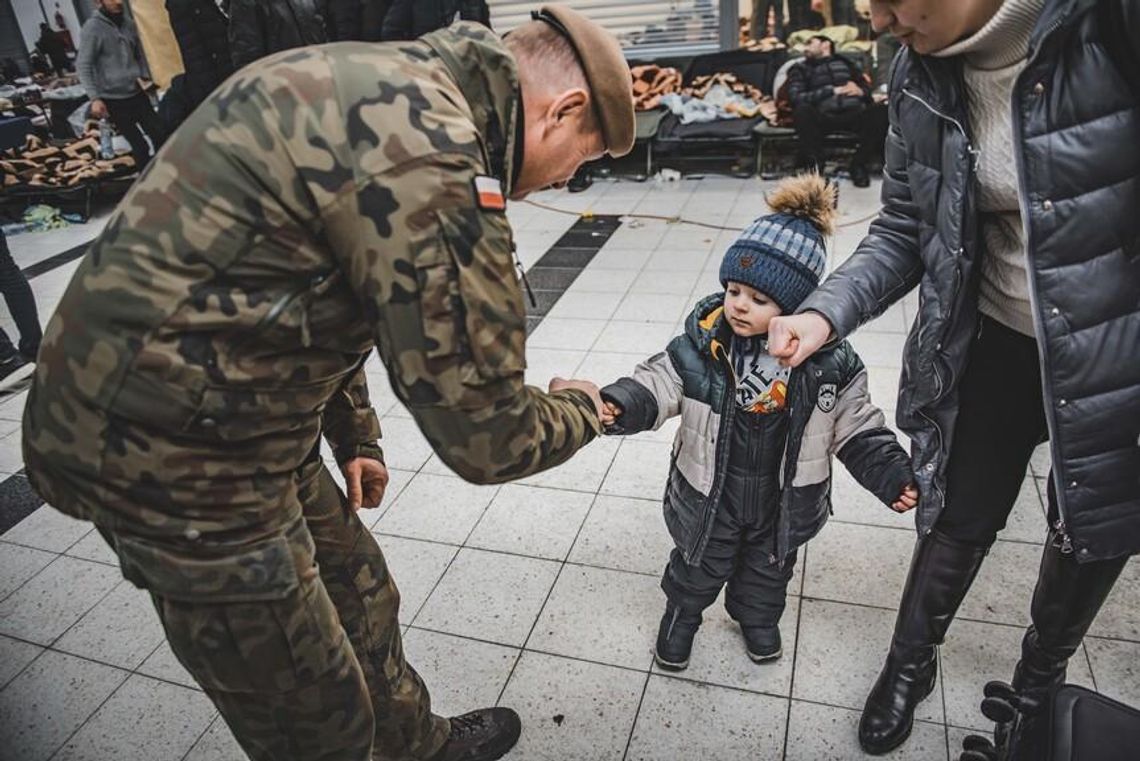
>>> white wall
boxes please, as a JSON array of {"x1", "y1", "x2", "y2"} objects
[{"x1": 11, "y1": 0, "x2": 86, "y2": 58}]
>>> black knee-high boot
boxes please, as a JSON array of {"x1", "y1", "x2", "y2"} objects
[{"x1": 859, "y1": 530, "x2": 990, "y2": 755}]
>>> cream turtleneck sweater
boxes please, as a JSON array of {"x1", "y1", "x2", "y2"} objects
[{"x1": 933, "y1": 0, "x2": 1045, "y2": 337}]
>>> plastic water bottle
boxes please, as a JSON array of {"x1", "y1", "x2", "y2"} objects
[{"x1": 98, "y1": 118, "x2": 113, "y2": 159}]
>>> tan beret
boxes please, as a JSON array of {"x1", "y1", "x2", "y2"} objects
[{"x1": 534, "y1": 4, "x2": 635, "y2": 157}]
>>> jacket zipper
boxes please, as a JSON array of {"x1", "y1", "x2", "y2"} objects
[
  {"x1": 1012, "y1": 13, "x2": 1073, "y2": 552},
  {"x1": 691, "y1": 344, "x2": 737, "y2": 562},
  {"x1": 899, "y1": 86, "x2": 980, "y2": 531}
]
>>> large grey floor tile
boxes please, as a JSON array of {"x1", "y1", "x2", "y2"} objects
[
  {"x1": 785, "y1": 701, "x2": 948, "y2": 761},
  {"x1": 372, "y1": 416, "x2": 436, "y2": 472},
  {"x1": 500, "y1": 651, "x2": 645, "y2": 761},
  {"x1": 626, "y1": 675, "x2": 787, "y2": 760},
  {"x1": 528, "y1": 318, "x2": 608, "y2": 351},
  {"x1": 403, "y1": 628, "x2": 518, "y2": 718},
  {"x1": 940, "y1": 618, "x2": 1093, "y2": 731},
  {"x1": 612, "y1": 292, "x2": 692, "y2": 324},
  {"x1": 568, "y1": 494, "x2": 673, "y2": 576},
  {"x1": 529, "y1": 565, "x2": 659, "y2": 671},
  {"x1": 591, "y1": 320, "x2": 678, "y2": 354},
  {"x1": 998, "y1": 479, "x2": 1048, "y2": 545},
  {"x1": 1089, "y1": 557, "x2": 1139, "y2": 641},
  {"x1": 848, "y1": 331, "x2": 906, "y2": 369},
  {"x1": 64, "y1": 529, "x2": 119, "y2": 566},
  {"x1": 55, "y1": 674, "x2": 216, "y2": 761},
  {"x1": 415, "y1": 548, "x2": 559, "y2": 647},
  {"x1": 653, "y1": 593, "x2": 800, "y2": 697},
  {"x1": 563, "y1": 268, "x2": 639, "y2": 294},
  {"x1": 137, "y1": 640, "x2": 199, "y2": 690},
  {"x1": 0, "y1": 541, "x2": 55, "y2": 600},
  {"x1": 55, "y1": 580, "x2": 166, "y2": 669},
  {"x1": 184, "y1": 717, "x2": 248, "y2": 761},
  {"x1": 629, "y1": 269, "x2": 701, "y2": 296},
  {"x1": 0, "y1": 650, "x2": 129, "y2": 761},
  {"x1": 599, "y1": 440, "x2": 672, "y2": 500},
  {"x1": 957, "y1": 540, "x2": 1040, "y2": 627},
  {"x1": 829, "y1": 464, "x2": 922, "y2": 531},
  {"x1": 375, "y1": 473, "x2": 498, "y2": 545},
  {"x1": 0, "y1": 633, "x2": 42, "y2": 689},
  {"x1": 803, "y1": 522, "x2": 915, "y2": 610},
  {"x1": 0, "y1": 555, "x2": 121, "y2": 645},
  {"x1": 371, "y1": 534, "x2": 458, "y2": 621},
  {"x1": 865, "y1": 365, "x2": 901, "y2": 411},
  {"x1": 356, "y1": 466, "x2": 417, "y2": 529},
  {"x1": 517, "y1": 437, "x2": 620, "y2": 493},
  {"x1": 524, "y1": 348, "x2": 588, "y2": 388},
  {"x1": 794, "y1": 599, "x2": 944, "y2": 722},
  {"x1": 1086, "y1": 636, "x2": 1140, "y2": 706},
  {"x1": 546, "y1": 291, "x2": 624, "y2": 322},
  {"x1": 467, "y1": 485, "x2": 594, "y2": 561},
  {"x1": 588, "y1": 247, "x2": 654, "y2": 270},
  {"x1": 2, "y1": 506, "x2": 91, "y2": 553},
  {"x1": 573, "y1": 352, "x2": 648, "y2": 388}
]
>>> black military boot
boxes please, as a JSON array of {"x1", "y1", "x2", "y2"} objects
[
  {"x1": 859, "y1": 531, "x2": 989, "y2": 755},
  {"x1": 428, "y1": 707, "x2": 521, "y2": 761},
  {"x1": 654, "y1": 603, "x2": 702, "y2": 671},
  {"x1": 741, "y1": 625, "x2": 782, "y2": 662},
  {"x1": 991, "y1": 529, "x2": 1129, "y2": 751}
]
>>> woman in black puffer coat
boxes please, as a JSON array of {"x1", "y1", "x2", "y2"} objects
[
  {"x1": 379, "y1": 0, "x2": 490, "y2": 42},
  {"x1": 770, "y1": 0, "x2": 1139, "y2": 756}
]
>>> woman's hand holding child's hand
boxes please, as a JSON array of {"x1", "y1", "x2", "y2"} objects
[
  {"x1": 891, "y1": 484, "x2": 919, "y2": 513},
  {"x1": 601, "y1": 401, "x2": 622, "y2": 427}
]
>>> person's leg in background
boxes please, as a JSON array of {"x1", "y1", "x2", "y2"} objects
[
  {"x1": 104, "y1": 94, "x2": 152, "y2": 169},
  {"x1": 751, "y1": 0, "x2": 783, "y2": 40},
  {"x1": 297, "y1": 460, "x2": 450, "y2": 761},
  {"x1": 850, "y1": 103, "x2": 889, "y2": 187},
  {"x1": 0, "y1": 229, "x2": 42, "y2": 379},
  {"x1": 132, "y1": 91, "x2": 169, "y2": 157},
  {"x1": 792, "y1": 102, "x2": 827, "y2": 173},
  {"x1": 859, "y1": 316, "x2": 1051, "y2": 754}
]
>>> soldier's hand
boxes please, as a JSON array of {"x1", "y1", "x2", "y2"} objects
[
  {"x1": 549, "y1": 377, "x2": 604, "y2": 419},
  {"x1": 768, "y1": 312, "x2": 833, "y2": 368},
  {"x1": 343, "y1": 457, "x2": 389, "y2": 510}
]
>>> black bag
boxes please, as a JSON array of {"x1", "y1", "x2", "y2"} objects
[{"x1": 1044, "y1": 684, "x2": 1140, "y2": 761}]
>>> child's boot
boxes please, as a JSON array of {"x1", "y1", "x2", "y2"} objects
[
  {"x1": 654, "y1": 603, "x2": 701, "y2": 671},
  {"x1": 741, "y1": 625, "x2": 782, "y2": 662}
]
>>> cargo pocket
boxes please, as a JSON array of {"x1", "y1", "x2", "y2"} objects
[{"x1": 122, "y1": 527, "x2": 353, "y2": 694}]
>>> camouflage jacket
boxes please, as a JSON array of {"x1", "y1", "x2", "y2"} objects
[{"x1": 23, "y1": 24, "x2": 601, "y2": 541}]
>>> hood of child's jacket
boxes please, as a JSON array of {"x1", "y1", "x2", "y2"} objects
[{"x1": 683, "y1": 292, "x2": 733, "y2": 356}]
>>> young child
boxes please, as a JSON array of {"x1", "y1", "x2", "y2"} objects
[{"x1": 600, "y1": 174, "x2": 917, "y2": 669}]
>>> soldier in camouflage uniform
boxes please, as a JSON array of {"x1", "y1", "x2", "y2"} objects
[{"x1": 21, "y1": 5, "x2": 635, "y2": 760}]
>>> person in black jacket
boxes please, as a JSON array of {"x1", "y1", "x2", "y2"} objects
[
  {"x1": 228, "y1": 0, "x2": 328, "y2": 69},
  {"x1": 166, "y1": 0, "x2": 233, "y2": 122},
  {"x1": 786, "y1": 35, "x2": 887, "y2": 186},
  {"x1": 36, "y1": 23, "x2": 70, "y2": 76},
  {"x1": 769, "y1": 0, "x2": 1139, "y2": 755},
  {"x1": 380, "y1": 0, "x2": 490, "y2": 42}
]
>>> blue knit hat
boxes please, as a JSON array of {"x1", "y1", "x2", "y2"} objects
[{"x1": 719, "y1": 174, "x2": 836, "y2": 313}]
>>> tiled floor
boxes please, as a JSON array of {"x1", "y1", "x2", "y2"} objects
[{"x1": 1, "y1": 176, "x2": 1136, "y2": 761}]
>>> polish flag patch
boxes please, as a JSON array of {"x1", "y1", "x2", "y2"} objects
[{"x1": 474, "y1": 176, "x2": 506, "y2": 211}]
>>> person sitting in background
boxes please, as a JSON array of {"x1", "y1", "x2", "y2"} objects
[
  {"x1": 786, "y1": 34, "x2": 886, "y2": 186},
  {"x1": 228, "y1": 0, "x2": 328, "y2": 69},
  {"x1": 77, "y1": 0, "x2": 167, "y2": 168}
]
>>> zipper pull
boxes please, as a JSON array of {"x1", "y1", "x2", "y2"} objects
[
  {"x1": 1052, "y1": 518, "x2": 1073, "y2": 555},
  {"x1": 968, "y1": 145, "x2": 981, "y2": 173},
  {"x1": 513, "y1": 244, "x2": 537, "y2": 309}
]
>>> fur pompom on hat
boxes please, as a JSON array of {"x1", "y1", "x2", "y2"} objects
[{"x1": 719, "y1": 173, "x2": 836, "y2": 313}]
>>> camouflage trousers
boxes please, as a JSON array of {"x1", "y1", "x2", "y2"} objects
[{"x1": 104, "y1": 460, "x2": 449, "y2": 761}]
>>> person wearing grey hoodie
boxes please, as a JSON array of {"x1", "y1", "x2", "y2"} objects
[{"x1": 76, "y1": 0, "x2": 166, "y2": 168}]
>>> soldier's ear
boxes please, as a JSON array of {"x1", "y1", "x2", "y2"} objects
[{"x1": 550, "y1": 88, "x2": 590, "y2": 129}]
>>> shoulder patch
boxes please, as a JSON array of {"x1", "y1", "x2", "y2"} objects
[
  {"x1": 817, "y1": 382, "x2": 838, "y2": 413},
  {"x1": 473, "y1": 176, "x2": 506, "y2": 211}
]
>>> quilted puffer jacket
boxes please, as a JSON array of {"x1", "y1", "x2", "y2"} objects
[
  {"x1": 602, "y1": 294, "x2": 913, "y2": 566},
  {"x1": 799, "y1": 0, "x2": 1140, "y2": 561}
]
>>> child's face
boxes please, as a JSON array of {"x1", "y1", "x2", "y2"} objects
[{"x1": 724, "y1": 281, "x2": 783, "y2": 337}]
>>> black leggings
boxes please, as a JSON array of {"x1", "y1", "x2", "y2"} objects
[
  {"x1": 937, "y1": 315, "x2": 1051, "y2": 546},
  {"x1": 0, "y1": 230, "x2": 41, "y2": 358}
]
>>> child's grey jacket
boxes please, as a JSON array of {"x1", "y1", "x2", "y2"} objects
[{"x1": 603, "y1": 294, "x2": 913, "y2": 567}]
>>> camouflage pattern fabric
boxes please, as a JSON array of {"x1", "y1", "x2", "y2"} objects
[
  {"x1": 22, "y1": 22, "x2": 601, "y2": 760},
  {"x1": 133, "y1": 460, "x2": 447, "y2": 760}
]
